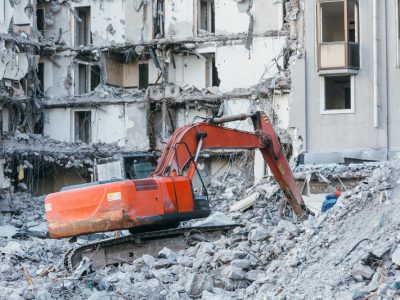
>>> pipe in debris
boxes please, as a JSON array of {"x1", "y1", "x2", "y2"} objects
[{"x1": 207, "y1": 113, "x2": 250, "y2": 125}]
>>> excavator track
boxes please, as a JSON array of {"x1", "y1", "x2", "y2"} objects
[{"x1": 64, "y1": 225, "x2": 240, "y2": 272}]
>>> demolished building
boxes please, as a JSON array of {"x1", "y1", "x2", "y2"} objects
[{"x1": 0, "y1": 0, "x2": 300, "y2": 198}]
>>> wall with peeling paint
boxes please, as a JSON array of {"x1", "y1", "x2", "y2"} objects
[
  {"x1": 272, "y1": 93, "x2": 290, "y2": 130},
  {"x1": 216, "y1": 36, "x2": 286, "y2": 91},
  {"x1": 165, "y1": 0, "x2": 194, "y2": 38},
  {"x1": 41, "y1": 2, "x2": 71, "y2": 45},
  {"x1": 0, "y1": 0, "x2": 15, "y2": 34},
  {"x1": 44, "y1": 102, "x2": 149, "y2": 150},
  {"x1": 42, "y1": 55, "x2": 73, "y2": 98},
  {"x1": 223, "y1": 98, "x2": 253, "y2": 132},
  {"x1": 253, "y1": 0, "x2": 284, "y2": 32},
  {"x1": 124, "y1": 102, "x2": 149, "y2": 150},
  {"x1": 125, "y1": 2, "x2": 153, "y2": 43},
  {"x1": 0, "y1": 0, "x2": 32, "y2": 34},
  {"x1": 169, "y1": 54, "x2": 207, "y2": 89},
  {"x1": 44, "y1": 108, "x2": 71, "y2": 142},
  {"x1": 175, "y1": 107, "x2": 209, "y2": 128},
  {"x1": 215, "y1": 0, "x2": 250, "y2": 34},
  {"x1": 215, "y1": 0, "x2": 284, "y2": 35},
  {"x1": 92, "y1": 105, "x2": 126, "y2": 145}
]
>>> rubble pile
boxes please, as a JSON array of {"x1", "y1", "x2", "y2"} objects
[
  {"x1": 1, "y1": 132, "x2": 125, "y2": 191},
  {"x1": 294, "y1": 162, "x2": 381, "y2": 181},
  {"x1": 0, "y1": 157, "x2": 400, "y2": 299}
]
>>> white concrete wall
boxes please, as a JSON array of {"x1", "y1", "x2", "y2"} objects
[
  {"x1": 216, "y1": 37, "x2": 287, "y2": 91},
  {"x1": 92, "y1": 105, "x2": 125, "y2": 145},
  {"x1": 44, "y1": 108, "x2": 71, "y2": 142},
  {"x1": 42, "y1": 55, "x2": 72, "y2": 98},
  {"x1": 0, "y1": 0, "x2": 15, "y2": 34},
  {"x1": 71, "y1": 0, "x2": 126, "y2": 46},
  {"x1": 125, "y1": 2, "x2": 153, "y2": 43},
  {"x1": 0, "y1": 0, "x2": 32, "y2": 34},
  {"x1": 148, "y1": 60, "x2": 161, "y2": 85},
  {"x1": 272, "y1": 93, "x2": 290, "y2": 130},
  {"x1": 45, "y1": 103, "x2": 150, "y2": 150},
  {"x1": 215, "y1": 0, "x2": 249, "y2": 34},
  {"x1": 165, "y1": 0, "x2": 194, "y2": 38},
  {"x1": 223, "y1": 98, "x2": 253, "y2": 132},
  {"x1": 169, "y1": 54, "x2": 207, "y2": 89},
  {"x1": 215, "y1": 0, "x2": 284, "y2": 35},
  {"x1": 254, "y1": 0, "x2": 284, "y2": 32},
  {"x1": 175, "y1": 107, "x2": 210, "y2": 128},
  {"x1": 124, "y1": 102, "x2": 150, "y2": 150}
]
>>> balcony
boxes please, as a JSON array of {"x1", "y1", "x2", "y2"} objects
[
  {"x1": 317, "y1": 0, "x2": 359, "y2": 72},
  {"x1": 318, "y1": 41, "x2": 359, "y2": 70}
]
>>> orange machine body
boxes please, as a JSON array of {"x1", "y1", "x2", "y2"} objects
[{"x1": 46, "y1": 177, "x2": 209, "y2": 238}]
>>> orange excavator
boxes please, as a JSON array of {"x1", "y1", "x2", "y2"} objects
[{"x1": 45, "y1": 111, "x2": 308, "y2": 239}]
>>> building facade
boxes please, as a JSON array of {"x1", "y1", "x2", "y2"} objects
[{"x1": 291, "y1": 0, "x2": 400, "y2": 163}]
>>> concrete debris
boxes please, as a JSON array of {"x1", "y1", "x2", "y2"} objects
[
  {"x1": 1, "y1": 154, "x2": 400, "y2": 299},
  {"x1": 27, "y1": 222, "x2": 48, "y2": 238},
  {"x1": 391, "y1": 246, "x2": 400, "y2": 266},
  {"x1": 192, "y1": 212, "x2": 235, "y2": 227},
  {"x1": 230, "y1": 192, "x2": 259, "y2": 212},
  {"x1": 0, "y1": 224, "x2": 18, "y2": 238}
]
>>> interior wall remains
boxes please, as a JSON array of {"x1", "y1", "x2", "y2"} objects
[{"x1": 216, "y1": 37, "x2": 287, "y2": 91}]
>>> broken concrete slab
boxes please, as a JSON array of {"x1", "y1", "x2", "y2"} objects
[
  {"x1": 192, "y1": 212, "x2": 235, "y2": 227},
  {"x1": 185, "y1": 273, "x2": 213, "y2": 298},
  {"x1": 351, "y1": 263, "x2": 375, "y2": 280},
  {"x1": 391, "y1": 245, "x2": 400, "y2": 266},
  {"x1": 0, "y1": 224, "x2": 18, "y2": 238},
  {"x1": 27, "y1": 222, "x2": 48, "y2": 238},
  {"x1": 229, "y1": 192, "x2": 259, "y2": 212}
]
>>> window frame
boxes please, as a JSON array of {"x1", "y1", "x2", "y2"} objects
[
  {"x1": 75, "y1": 6, "x2": 91, "y2": 47},
  {"x1": 72, "y1": 109, "x2": 92, "y2": 144},
  {"x1": 316, "y1": 0, "x2": 360, "y2": 71},
  {"x1": 320, "y1": 75, "x2": 355, "y2": 114},
  {"x1": 197, "y1": 0, "x2": 215, "y2": 35}
]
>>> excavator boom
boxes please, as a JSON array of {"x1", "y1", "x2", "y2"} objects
[{"x1": 45, "y1": 111, "x2": 306, "y2": 238}]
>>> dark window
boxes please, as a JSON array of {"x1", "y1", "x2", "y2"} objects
[
  {"x1": 124, "y1": 155, "x2": 157, "y2": 180},
  {"x1": 34, "y1": 112, "x2": 44, "y2": 134},
  {"x1": 154, "y1": 0, "x2": 165, "y2": 38},
  {"x1": 206, "y1": 54, "x2": 220, "y2": 87},
  {"x1": 74, "y1": 111, "x2": 91, "y2": 143},
  {"x1": 198, "y1": 0, "x2": 215, "y2": 33},
  {"x1": 90, "y1": 65, "x2": 100, "y2": 91},
  {"x1": 75, "y1": 7, "x2": 90, "y2": 46},
  {"x1": 37, "y1": 63, "x2": 44, "y2": 97},
  {"x1": 139, "y1": 64, "x2": 149, "y2": 89},
  {"x1": 78, "y1": 64, "x2": 88, "y2": 94},
  {"x1": 320, "y1": 1, "x2": 345, "y2": 42},
  {"x1": 211, "y1": 56, "x2": 220, "y2": 87},
  {"x1": 36, "y1": 8, "x2": 44, "y2": 33},
  {"x1": 324, "y1": 76, "x2": 352, "y2": 110}
]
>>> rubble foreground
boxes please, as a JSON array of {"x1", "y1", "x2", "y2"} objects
[{"x1": 1, "y1": 156, "x2": 400, "y2": 299}]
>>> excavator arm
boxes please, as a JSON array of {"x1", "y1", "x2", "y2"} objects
[{"x1": 151, "y1": 111, "x2": 306, "y2": 217}]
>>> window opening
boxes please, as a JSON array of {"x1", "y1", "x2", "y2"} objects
[{"x1": 74, "y1": 111, "x2": 91, "y2": 143}]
